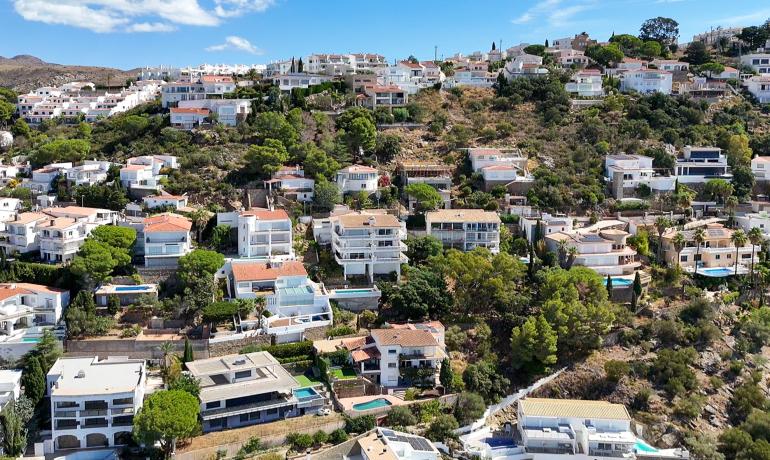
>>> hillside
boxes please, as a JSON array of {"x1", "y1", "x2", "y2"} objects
[{"x1": 0, "y1": 55, "x2": 137, "y2": 92}]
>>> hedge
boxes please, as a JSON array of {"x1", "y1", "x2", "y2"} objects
[
  {"x1": 5, "y1": 261, "x2": 73, "y2": 288},
  {"x1": 258, "y1": 340, "x2": 314, "y2": 359},
  {"x1": 201, "y1": 301, "x2": 240, "y2": 324}
]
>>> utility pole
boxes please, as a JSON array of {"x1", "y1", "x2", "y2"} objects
[{"x1": 434, "y1": 46, "x2": 438, "y2": 62}]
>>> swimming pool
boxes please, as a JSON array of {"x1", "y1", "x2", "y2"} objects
[
  {"x1": 699, "y1": 267, "x2": 735, "y2": 277},
  {"x1": 605, "y1": 277, "x2": 633, "y2": 287},
  {"x1": 22, "y1": 338, "x2": 40, "y2": 343},
  {"x1": 352, "y1": 398, "x2": 392, "y2": 411},
  {"x1": 293, "y1": 388, "x2": 318, "y2": 399},
  {"x1": 336, "y1": 289, "x2": 376, "y2": 294},
  {"x1": 115, "y1": 286, "x2": 152, "y2": 292},
  {"x1": 635, "y1": 439, "x2": 659, "y2": 453}
]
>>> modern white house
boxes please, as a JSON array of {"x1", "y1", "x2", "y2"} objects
[
  {"x1": 355, "y1": 428, "x2": 439, "y2": 460},
  {"x1": 426, "y1": 209, "x2": 501, "y2": 254},
  {"x1": 142, "y1": 194, "x2": 189, "y2": 210},
  {"x1": 357, "y1": 85, "x2": 408, "y2": 110},
  {"x1": 186, "y1": 351, "x2": 324, "y2": 432},
  {"x1": 675, "y1": 146, "x2": 731, "y2": 184},
  {"x1": 224, "y1": 259, "x2": 332, "y2": 343},
  {"x1": 65, "y1": 160, "x2": 112, "y2": 187},
  {"x1": 736, "y1": 211, "x2": 770, "y2": 238},
  {"x1": 336, "y1": 165, "x2": 379, "y2": 195},
  {"x1": 752, "y1": 156, "x2": 770, "y2": 181},
  {"x1": 741, "y1": 53, "x2": 770, "y2": 75},
  {"x1": 47, "y1": 356, "x2": 147, "y2": 450},
  {"x1": 744, "y1": 75, "x2": 770, "y2": 103},
  {"x1": 264, "y1": 166, "x2": 315, "y2": 202},
  {"x1": 620, "y1": 69, "x2": 673, "y2": 95},
  {"x1": 0, "y1": 370, "x2": 23, "y2": 410},
  {"x1": 322, "y1": 211, "x2": 408, "y2": 282},
  {"x1": 0, "y1": 198, "x2": 22, "y2": 232},
  {"x1": 520, "y1": 213, "x2": 575, "y2": 243},
  {"x1": 177, "y1": 99, "x2": 252, "y2": 127},
  {"x1": 565, "y1": 70, "x2": 604, "y2": 97},
  {"x1": 160, "y1": 75, "x2": 236, "y2": 108},
  {"x1": 170, "y1": 107, "x2": 210, "y2": 130},
  {"x1": 120, "y1": 155, "x2": 178, "y2": 196},
  {"x1": 217, "y1": 208, "x2": 294, "y2": 260},
  {"x1": 25, "y1": 162, "x2": 73, "y2": 194},
  {"x1": 503, "y1": 54, "x2": 549, "y2": 79},
  {"x1": 650, "y1": 59, "x2": 690, "y2": 72},
  {"x1": 468, "y1": 147, "x2": 532, "y2": 190},
  {"x1": 141, "y1": 213, "x2": 193, "y2": 267},
  {"x1": 0, "y1": 281, "x2": 69, "y2": 360},
  {"x1": 605, "y1": 154, "x2": 677, "y2": 199},
  {"x1": 544, "y1": 221, "x2": 641, "y2": 276},
  {"x1": 271, "y1": 73, "x2": 334, "y2": 92}
]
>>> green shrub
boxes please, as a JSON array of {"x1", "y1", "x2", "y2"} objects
[
  {"x1": 329, "y1": 429, "x2": 348, "y2": 444},
  {"x1": 327, "y1": 325, "x2": 355, "y2": 337},
  {"x1": 286, "y1": 433, "x2": 313, "y2": 451},
  {"x1": 312, "y1": 430, "x2": 329, "y2": 445},
  {"x1": 238, "y1": 437, "x2": 263, "y2": 455},
  {"x1": 345, "y1": 415, "x2": 375, "y2": 434},
  {"x1": 201, "y1": 301, "x2": 240, "y2": 324}
]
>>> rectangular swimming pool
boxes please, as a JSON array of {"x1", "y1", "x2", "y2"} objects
[
  {"x1": 352, "y1": 398, "x2": 392, "y2": 411},
  {"x1": 115, "y1": 286, "x2": 152, "y2": 292},
  {"x1": 293, "y1": 388, "x2": 318, "y2": 399}
]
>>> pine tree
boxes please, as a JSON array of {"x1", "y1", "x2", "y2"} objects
[{"x1": 21, "y1": 356, "x2": 45, "y2": 405}]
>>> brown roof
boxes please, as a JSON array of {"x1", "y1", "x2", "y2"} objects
[
  {"x1": 171, "y1": 107, "x2": 210, "y2": 115},
  {"x1": 427, "y1": 209, "x2": 501, "y2": 224},
  {"x1": 240, "y1": 208, "x2": 290, "y2": 220},
  {"x1": 9, "y1": 212, "x2": 48, "y2": 225},
  {"x1": 371, "y1": 328, "x2": 439, "y2": 347},
  {"x1": 351, "y1": 348, "x2": 380, "y2": 362},
  {"x1": 43, "y1": 206, "x2": 101, "y2": 217},
  {"x1": 520, "y1": 398, "x2": 631, "y2": 420},
  {"x1": 0, "y1": 283, "x2": 66, "y2": 301},
  {"x1": 201, "y1": 75, "x2": 234, "y2": 83},
  {"x1": 36, "y1": 217, "x2": 78, "y2": 230},
  {"x1": 143, "y1": 213, "x2": 192, "y2": 233},
  {"x1": 337, "y1": 213, "x2": 400, "y2": 228},
  {"x1": 231, "y1": 261, "x2": 307, "y2": 282}
]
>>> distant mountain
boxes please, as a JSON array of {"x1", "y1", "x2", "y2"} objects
[{"x1": 0, "y1": 55, "x2": 139, "y2": 93}]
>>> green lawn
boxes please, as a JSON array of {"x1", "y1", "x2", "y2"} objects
[
  {"x1": 331, "y1": 367, "x2": 357, "y2": 380},
  {"x1": 295, "y1": 373, "x2": 323, "y2": 387}
]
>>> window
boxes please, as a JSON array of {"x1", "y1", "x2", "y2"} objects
[
  {"x1": 680, "y1": 255, "x2": 688, "y2": 262},
  {"x1": 388, "y1": 349, "x2": 397, "y2": 354},
  {"x1": 715, "y1": 254, "x2": 720, "y2": 260},
  {"x1": 206, "y1": 401, "x2": 221, "y2": 409},
  {"x1": 598, "y1": 443, "x2": 612, "y2": 451},
  {"x1": 388, "y1": 363, "x2": 397, "y2": 368},
  {"x1": 234, "y1": 370, "x2": 251, "y2": 379},
  {"x1": 743, "y1": 254, "x2": 751, "y2": 259},
  {"x1": 112, "y1": 397, "x2": 133, "y2": 406},
  {"x1": 240, "y1": 414, "x2": 250, "y2": 423}
]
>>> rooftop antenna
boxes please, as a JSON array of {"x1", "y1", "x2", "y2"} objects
[{"x1": 434, "y1": 45, "x2": 438, "y2": 62}]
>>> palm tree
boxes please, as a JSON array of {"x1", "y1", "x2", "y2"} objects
[
  {"x1": 156, "y1": 341, "x2": 175, "y2": 368},
  {"x1": 693, "y1": 227, "x2": 706, "y2": 276},
  {"x1": 731, "y1": 229, "x2": 748, "y2": 276},
  {"x1": 655, "y1": 217, "x2": 672, "y2": 263},
  {"x1": 748, "y1": 227, "x2": 764, "y2": 285},
  {"x1": 188, "y1": 209, "x2": 209, "y2": 243},
  {"x1": 565, "y1": 246, "x2": 578, "y2": 269},
  {"x1": 725, "y1": 196, "x2": 739, "y2": 227},
  {"x1": 673, "y1": 232, "x2": 686, "y2": 270}
]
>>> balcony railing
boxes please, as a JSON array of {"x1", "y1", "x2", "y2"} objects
[
  {"x1": 82, "y1": 419, "x2": 108, "y2": 428},
  {"x1": 80, "y1": 409, "x2": 107, "y2": 417}
]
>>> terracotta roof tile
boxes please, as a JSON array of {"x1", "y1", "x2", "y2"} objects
[
  {"x1": 231, "y1": 261, "x2": 307, "y2": 282},
  {"x1": 143, "y1": 213, "x2": 192, "y2": 233},
  {"x1": 370, "y1": 328, "x2": 439, "y2": 347}
]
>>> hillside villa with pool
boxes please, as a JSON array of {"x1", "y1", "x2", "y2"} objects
[
  {"x1": 462, "y1": 397, "x2": 690, "y2": 460},
  {"x1": 661, "y1": 222, "x2": 758, "y2": 276},
  {"x1": 0, "y1": 282, "x2": 69, "y2": 360}
]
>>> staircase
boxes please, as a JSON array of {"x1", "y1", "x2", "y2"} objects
[{"x1": 391, "y1": 389, "x2": 407, "y2": 400}]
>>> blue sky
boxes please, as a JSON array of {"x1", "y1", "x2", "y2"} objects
[{"x1": 1, "y1": 0, "x2": 769, "y2": 70}]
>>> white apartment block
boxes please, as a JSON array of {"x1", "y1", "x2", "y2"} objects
[
  {"x1": 744, "y1": 75, "x2": 770, "y2": 103},
  {"x1": 160, "y1": 75, "x2": 236, "y2": 108},
  {"x1": 426, "y1": 209, "x2": 501, "y2": 254},
  {"x1": 544, "y1": 221, "x2": 641, "y2": 276},
  {"x1": 0, "y1": 198, "x2": 22, "y2": 232},
  {"x1": 443, "y1": 70, "x2": 498, "y2": 89},
  {"x1": 141, "y1": 213, "x2": 192, "y2": 267},
  {"x1": 336, "y1": 165, "x2": 379, "y2": 194},
  {"x1": 605, "y1": 154, "x2": 677, "y2": 199},
  {"x1": 224, "y1": 260, "x2": 332, "y2": 343},
  {"x1": 378, "y1": 61, "x2": 445, "y2": 94},
  {"x1": 264, "y1": 166, "x2": 315, "y2": 202},
  {"x1": 187, "y1": 351, "x2": 324, "y2": 432},
  {"x1": 120, "y1": 155, "x2": 178, "y2": 195},
  {"x1": 0, "y1": 212, "x2": 49, "y2": 256},
  {"x1": 620, "y1": 69, "x2": 673, "y2": 95},
  {"x1": 565, "y1": 70, "x2": 604, "y2": 97},
  {"x1": 752, "y1": 156, "x2": 770, "y2": 181},
  {"x1": 650, "y1": 59, "x2": 689, "y2": 72},
  {"x1": 357, "y1": 85, "x2": 408, "y2": 109},
  {"x1": 25, "y1": 162, "x2": 73, "y2": 194},
  {"x1": 305, "y1": 53, "x2": 387, "y2": 75},
  {"x1": 217, "y1": 208, "x2": 294, "y2": 259},
  {"x1": 322, "y1": 212, "x2": 408, "y2": 282},
  {"x1": 37, "y1": 206, "x2": 118, "y2": 263},
  {"x1": 553, "y1": 49, "x2": 592, "y2": 68},
  {"x1": 47, "y1": 357, "x2": 146, "y2": 450},
  {"x1": 741, "y1": 53, "x2": 770, "y2": 75}
]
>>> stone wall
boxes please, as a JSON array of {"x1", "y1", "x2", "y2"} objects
[
  {"x1": 303, "y1": 325, "x2": 330, "y2": 341},
  {"x1": 208, "y1": 334, "x2": 272, "y2": 357},
  {"x1": 64, "y1": 336, "x2": 209, "y2": 360}
]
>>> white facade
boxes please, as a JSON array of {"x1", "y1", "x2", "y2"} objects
[
  {"x1": 65, "y1": 160, "x2": 112, "y2": 187},
  {"x1": 620, "y1": 69, "x2": 673, "y2": 95},
  {"x1": 676, "y1": 146, "x2": 731, "y2": 184},
  {"x1": 142, "y1": 194, "x2": 189, "y2": 210},
  {"x1": 217, "y1": 209, "x2": 294, "y2": 259},
  {"x1": 545, "y1": 223, "x2": 641, "y2": 276},
  {"x1": 160, "y1": 75, "x2": 235, "y2": 108},
  {"x1": 325, "y1": 212, "x2": 407, "y2": 282},
  {"x1": 37, "y1": 206, "x2": 118, "y2": 263},
  {"x1": 565, "y1": 70, "x2": 604, "y2": 97},
  {"x1": 142, "y1": 213, "x2": 192, "y2": 267},
  {"x1": 744, "y1": 75, "x2": 770, "y2": 103},
  {"x1": 0, "y1": 282, "x2": 69, "y2": 328},
  {"x1": 170, "y1": 107, "x2": 209, "y2": 130},
  {"x1": 47, "y1": 357, "x2": 146, "y2": 450},
  {"x1": 359, "y1": 428, "x2": 439, "y2": 460},
  {"x1": 336, "y1": 165, "x2": 379, "y2": 194},
  {"x1": 605, "y1": 154, "x2": 677, "y2": 198},
  {"x1": 25, "y1": 162, "x2": 73, "y2": 194},
  {"x1": 271, "y1": 73, "x2": 334, "y2": 92},
  {"x1": 736, "y1": 211, "x2": 770, "y2": 238},
  {"x1": 741, "y1": 54, "x2": 770, "y2": 75},
  {"x1": 177, "y1": 99, "x2": 251, "y2": 126},
  {"x1": 0, "y1": 198, "x2": 22, "y2": 233},
  {"x1": 120, "y1": 155, "x2": 178, "y2": 194},
  {"x1": 0, "y1": 212, "x2": 48, "y2": 256},
  {"x1": 224, "y1": 260, "x2": 332, "y2": 343},
  {"x1": 264, "y1": 166, "x2": 315, "y2": 202},
  {"x1": 0, "y1": 370, "x2": 22, "y2": 410},
  {"x1": 426, "y1": 209, "x2": 501, "y2": 254},
  {"x1": 753, "y1": 156, "x2": 770, "y2": 181},
  {"x1": 650, "y1": 60, "x2": 690, "y2": 72}
]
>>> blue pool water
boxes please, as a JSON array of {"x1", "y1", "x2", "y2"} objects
[
  {"x1": 604, "y1": 278, "x2": 633, "y2": 287},
  {"x1": 485, "y1": 438, "x2": 517, "y2": 447},
  {"x1": 22, "y1": 338, "x2": 40, "y2": 343},
  {"x1": 336, "y1": 289, "x2": 375, "y2": 294},
  {"x1": 635, "y1": 440, "x2": 659, "y2": 453},
  {"x1": 700, "y1": 267, "x2": 735, "y2": 277},
  {"x1": 353, "y1": 398, "x2": 392, "y2": 411},
  {"x1": 115, "y1": 286, "x2": 152, "y2": 292},
  {"x1": 293, "y1": 388, "x2": 318, "y2": 399}
]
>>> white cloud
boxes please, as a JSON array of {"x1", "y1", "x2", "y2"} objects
[
  {"x1": 12, "y1": 0, "x2": 275, "y2": 32},
  {"x1": 205, "y1": 36, "x2": 263, "y2": 54},
  {"x1": 511, "y1": 0, "x2": 597, "y2": 28},
  {"x1": 710, "y1": 9, "x2": 770, "y2": 26}
]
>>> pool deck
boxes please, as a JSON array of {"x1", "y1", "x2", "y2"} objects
[{"x1": 338, "y1": 394, "x2": 406, "y2": 412}]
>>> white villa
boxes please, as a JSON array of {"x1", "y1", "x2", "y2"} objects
[
  {"x1": 120, "y1": 155, "x2": 178, "y2": 196},
  {"x1": 47, "y1": 356, "x2": 147, "y2": 450},
  {"x1": 177, "y1": 99, "x2": 252, "y2": 127},
  {"x1": 619, "y1": 69, "x2": 673, "y2": 95},
  {"x1": 740, "y1": 53, "x2": 770, "y2": 75},
  {"x1": 354, "y1": 428, "x2": 439, "y2": 460},
  {"x1": 468, "y1": 147, "x2": 532, "y2": 190},
  {"x1": 544, "y1": 221, "x2": 640, "y2": 277},
  {"x1": 426, "y1": 209, "x2": 501, "y2": 254},
  {"x1": 217, "y1": 208, "x2": 294, "y2": 260},
  {"x1": 141, "y1": 213, "x2": 193, "y2": 267},
  {"x1": 186, "y1": 351, "x2": 324, "y2": 432},
  {"x1": 37, "y1": 206, "x2": 118, "y2": 263},
  {"x1": 752, "y1": 156, "x2": 770, "y2": 181},
  {"x1": 565, "y1": 70, "x2": 604, "y2": 97},
  {"x1": 264, "y1": 166, "x2": 315, "y2": 202},
  {"x1": 224, "y1": 260, "x2": 332, "y2": 343},
  {"x1": 65, "y1": 160, "x2": 112, "y2": 187},
  {"x1": 336, "y1": 165, "x2": 379, "y2": 195},
  {"x1": 744, "y1": 75, "x2": 770, "y2": 104}
]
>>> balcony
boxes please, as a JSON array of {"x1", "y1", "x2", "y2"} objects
[
  {"x1": 81, "y1": 418, "x2": 108, "y2": 428},
  {"x1": 55, "y1": 410, "x2": 77, "y2": 418},
  {"x1": 80, "y1": 409, "x2": 108, "y2": 417},
  {"x1": 55, "y1": 420, "x2": 79, "y2": 430},
  {"x1": 525, "y1": 446, "x2": 575, "y2": 455}
]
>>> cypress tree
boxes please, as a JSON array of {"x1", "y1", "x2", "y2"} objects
[
  {"x1": 183, "y1": 338, "x2": 193, "y2": 364},
  {"x1": 1, "y1": 401, "x2": 27, "y2": 456},
  {"x1": 297, "y1": 57, "x2": 304, "y2": 73},
  {"x1": 21, "y1": 356, "x2": 45, "y2": 405},
  {"x1": 606, "y1": 275, "x2": 613, "y2": 293}
]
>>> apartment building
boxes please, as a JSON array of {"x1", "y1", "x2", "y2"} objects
[
  {"x1": 0, "y1": 198, "x2": 22, "y2": 231},
  {"x1": 325, "y1": 212, "x2": 408, "y2": 282},
  {"x1": 336, "y1": 165, "x2": 379, "y2": 195},
  {"x1": 186, "y1": 351, "x2": 324, "y2": 432},
  {"x1": 0, "y1": 282, "x2": 69, "y2": 327},
  {"x1": 305, "y1": 53, "x2": 387, "y2": 75},
  {"x1": 37, "y1": 206, "x2": 118, "y2": 263},
  {"x1": 25, "y1": 162, "x2": 73, "y2": 194},
  {"x1": 264, "y1": 166, "x2": 315, "y2": 202},
  {"x1": 0, "y1": 370, "x2": 22, "y2": 410},
  {"x1": 741, "y1": 53, "x2": 770, "y2": 74},
  {"x1": 744, "y1": 75, "x2": 770, "y2": 103},
  {"x1": 224, "y1": 260, "x2": 332, "y2": 343},
  {"x1": 552, "y1": 32, "x2": 597, "y2": 51},
  {"x1": 425, "y1": 209, "x2": 501, "y2": 254},
  {"x1": 177, "y1": 99, "x2": 252, "y2": 126},
  {"x1": 468, "y1": 147, "x2": 532, "y2": 190},
  {"x1": 397, "y1": 162, "x2": 452, "y2": 211},
  {"x1": 271, "y1": 73, "x2": 334, "y2": 92},
  {"x1": 544, "y1": 222, "x2": 640, "y2": 276},
  {"x1": 0, "y1": 212, "x2": 49, "y2": 256},
  {"x1": 160, "y1": 75, "x2": 235, "y2": 108},
  {"x1": 662, "y1": 222, "x2": 758, "y2": 275},
  {"x1": 503, "y1": 55, "x2": 549, "y2": 80},
  {"x1": 620, "y1": 69, "x2": 673, "y2": 95},
  {"x1": 141, "y1": 213, "x2": 192, "y2": 267},
  {"x1": 354, "y1": 428, "x2": 439, "y2": 460},
  {"x1": 357, "y1": 85, "x2": 408, "y2": 110},
  {"x1": 752, "y1": 156, "x2": 770, "y2": 181},
  {"x1": 217, "y1": 208, "x2": 294, "y2": 260},
  {"x1": 675, "y1": 146, "x2": 730, "y2": 184},
  {"x1": 565, "y1": 70, "x2": 604, "y2": 97},
  {"x1": 47, "y1": 356, "x2": 147, "y2": 450},
  {"x1": 65, "y1": 160, "x2": 112, "y2": 187}
]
